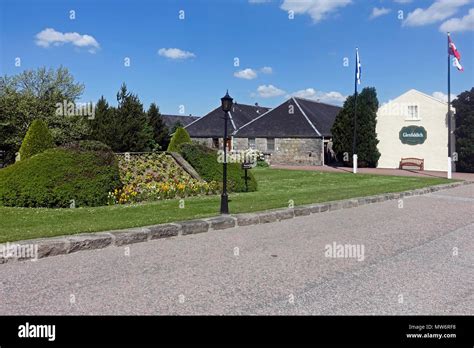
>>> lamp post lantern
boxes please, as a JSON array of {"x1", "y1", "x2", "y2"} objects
[{"x1": 220, "y1": 90, "x2": 233, "y2": 214}]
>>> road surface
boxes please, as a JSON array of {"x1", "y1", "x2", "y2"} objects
[{"x1": 1, "y1": 185, "x2": 473, "y2": 315}]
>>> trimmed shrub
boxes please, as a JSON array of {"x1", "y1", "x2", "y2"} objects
[
  {"x1": 167, "y1": 127, "x2": 191, "y2": 152},
  {"x1": 0, "y1": 148, "x2": 121, "y2": 208},
  {"x1": 62, "y1": 140, "x2": 112, "y2": 152},
  {"x1": 179, "y1": 143, "x2": 257, "y2": 192},
  {"x1": 18, "y1": 120, "x2": 54, "y2": 160}
]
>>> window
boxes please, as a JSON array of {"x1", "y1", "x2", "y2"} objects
[
  {"x1": 267, "y1": 138, "x2": 275, "y2": 151},
  {"x1": 249, "y1": 138, "x2": 256, "y2": 149},
  {"x1": 212, "y1": 138, "x2": 219, "y2": 148},
  {"x1": 407, "y1": 105, "x2": 420, "y2": 120}
]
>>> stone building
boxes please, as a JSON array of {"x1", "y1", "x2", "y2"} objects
[
  {"x1": 185, "y1": 97, "x2": 341, "y2": 166},
  {"x1": 376, "y1": 89, "x2": 454, "y2": 171},
  {"x1": 184, "y1": 102, "x2": 270, "y2": 150}
]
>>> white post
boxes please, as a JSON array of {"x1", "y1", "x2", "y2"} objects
[
  {"x1": 447, "y1": 157, "x2": 452, "y2": 179},
  {"x1": 353, "y1": 154, "x2": 358, "y2": 174}
]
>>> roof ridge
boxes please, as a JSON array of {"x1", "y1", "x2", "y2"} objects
[
  {"x1": 292, "y1": 97, "x2": 322, "y2": 136},
  {"x1": 234, "y1": 104, "x2": 275, "y2": 135},
  {"x1": 184, "y1": 106, "x2": 220, "y2": 129}
]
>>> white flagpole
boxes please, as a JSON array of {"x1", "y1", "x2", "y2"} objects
[
  {"x1": 447, "y1": 33, "x2": 452, "y2": 179},
  {"x1": 352, "y1": 48, "x2": 359, "y2": 174}
]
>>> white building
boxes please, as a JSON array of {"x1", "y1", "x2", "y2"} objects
[{"x1": 376, "y1": 89, "x2": 455, "y2": 172}]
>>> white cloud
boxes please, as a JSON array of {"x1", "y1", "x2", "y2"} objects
[
  {"x1": 440, "y1": 8, "x2": 474, "y2": 32},
  {"x1": 261, "y1": 66, "x2": 273, "y2": 74},
  {"x1": 234, "y1": 68, "x2": 258, "y2": 80},
  {"x1": 289, "y1": 88, "x2": 347, "y2": 105},
  {"x1": 158, "y1": 48, "x2": 195, "y2": 59},
  {"x1": 370, "y1": 7, "x2": 392, "y2": 19},
  {"x1": 280, "y1": 0, "x2": 352, "y2": 23},
  {"x1": 257, "y1": 85, "x2": 286, "y2": 98},
  {"x1": 394, "y1": 0, "x2": 412, "y2": 4},
  {"x1": 403, "y1": 0, "x2": 470, "y2": 27},
  {"x1": 432, "y1": 91, "x2": 456, "y2": 102},
  {"x1": 35, "y1": 28, "x2": 100, "y2": 53},
  {"x1": 249, "y1": 0, "x2": 271, "y2": 3}
]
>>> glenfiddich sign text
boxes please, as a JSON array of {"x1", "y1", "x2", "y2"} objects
[{"x1": 399, "y1": 125, "x2": 427, "y2": 145}]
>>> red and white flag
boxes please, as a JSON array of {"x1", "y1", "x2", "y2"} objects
[{"x1": 448, "y1": 34, "x2": 463, "y2": 71}]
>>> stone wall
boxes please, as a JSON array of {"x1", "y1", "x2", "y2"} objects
[
  {"x1": 192, "y1": 137, "x2": 323, "y2": 165},
  {"x1": 191, "y1": 138, "x2": 215, "y2": 148},
  {"x1": 233, "y1": 138, "x2": 248, "y2": 151},
  {"x1": 271, "y1": 138, "x2": 323, "y2": 165}
]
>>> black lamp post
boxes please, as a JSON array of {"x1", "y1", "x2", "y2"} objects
[{"x1": 220, "y1": 90, "x2": 233, "y2": 214}]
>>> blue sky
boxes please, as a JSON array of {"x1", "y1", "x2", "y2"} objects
[{"x1": 1, "y1": 0, "x2": 473, "y2": 116}]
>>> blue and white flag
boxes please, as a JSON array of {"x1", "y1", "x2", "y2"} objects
[{"x1": 355, "y1": 48, "x2": 361, "y2": 85}]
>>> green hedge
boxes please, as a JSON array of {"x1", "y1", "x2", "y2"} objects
[
  {"x1": 62, "y1": 140, "x2": 113, "y2": 152},
  {"x1": 179, "y1": 142, "x2": 257, "y2": 192},
  {"x1": 0, "y1": 148, "x2": 121, "y2": 208}
]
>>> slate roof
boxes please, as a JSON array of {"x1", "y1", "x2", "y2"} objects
[
  {"x1": 161, "y1": 114, "x2": 200, "y2": 131},
  {"x1": 185, "y1": 103, "x2": 270, "y2": 138},
  {"x1": 235, "y1": 97, "x2": 341, "y2": 138}
]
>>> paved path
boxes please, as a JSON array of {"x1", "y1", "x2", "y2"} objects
[
  {"x1": 272, "y1": 164, "x2": 474, "y2": 181},
  {"x1": 0, "y1": 186, "x2": 473, "y2": 315}
]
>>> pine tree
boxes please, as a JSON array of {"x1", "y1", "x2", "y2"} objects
[
  {"x1": 89, "y1": 84, "x2": 154, "y2": 152},
  {"x1": 331, "y1": 87, "x2": 381, "y2": 167},
  {"x1": 167, "y1": 127, "x2": 191, "y2": 152},
  {"x1": 147, "y1": 103, "x2": 169, "y2": 150},
  {"x1": 331, "y1": 95, "x2": 355, "y2": 163},
  {"x1": 115, "y1": 83, "x2": 152, "y2": 152},
  {"x1": 89, "y1": 96, "x2": 115, "y2": 147},
  {"x1": 453, "y1": 88, "x2": 474, "y2": 173}
]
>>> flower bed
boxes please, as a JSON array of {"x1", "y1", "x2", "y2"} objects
[{"x1": 109, "y1": 153, "x2": 219, "y2": 204}]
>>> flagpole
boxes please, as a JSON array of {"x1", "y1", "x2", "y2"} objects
[
  {"x1": 447, "y1": 32, "x2": 452, "y2": 179},
  {"x1": 352, "y1": 47, "x2": 358, "y2": 174}
]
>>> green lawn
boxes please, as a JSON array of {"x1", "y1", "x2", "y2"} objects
[{"x1": 0, "y1": 168, "x2": 451, "y2": 243}]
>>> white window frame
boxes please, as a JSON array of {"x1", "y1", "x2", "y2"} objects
[
  {"x1": 248, "y1": 138, "x2": 256, "y2": 150},
  {"x1": 406, "y1": 104, "x2": 421, "y2": 121},
  {"x1": 266, "y1": 138, "x2": 275, "y2": 151}
]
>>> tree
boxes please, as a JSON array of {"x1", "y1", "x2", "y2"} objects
[
  {"x1": 0, "y1": 67, "x2": 89, "y2": 165},
  {"x1": 167, "y1": 127, "x2": 191, "y2": 152},
  {"x1": 147, "y1": 103, "x2": 169, "y2": 150},
  {"x1": 114, "y1": 83, "x2": 154, "y2": 152},
  {"x1": 19, "y1": 119, "x2": 54, "y2": 160},
  {"x1": 89, "y1": 84, "x2": 154, "y2": 152},
  {"x1": 453, "y1": 88, "x2": 474, "y2": 173},
  {"x1": 89, "y1": 97, "x2": 116, "y2": 147},
  {"x1": 331, "y1": 87, "x2": 381, "y2": 167}
]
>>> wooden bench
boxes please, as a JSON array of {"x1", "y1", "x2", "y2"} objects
[{"x1": 399, "y1": 157, "x2": 424, "y2": 171}]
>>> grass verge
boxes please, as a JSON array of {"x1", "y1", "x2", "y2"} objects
[{"x1": 0, "y1": 168, "x2": 452, "y2": 243}]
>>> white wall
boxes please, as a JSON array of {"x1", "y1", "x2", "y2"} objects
[{"x1": 376, "y1": 89, "x2": 452, "y2": 171}]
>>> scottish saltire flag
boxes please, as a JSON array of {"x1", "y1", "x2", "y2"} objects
[
  {"x1": 448, "y1": 34, "x2": 463, "y2": 72},
  {"x1": 356, "y1": 48, "x2": 361, "y2": 84}
]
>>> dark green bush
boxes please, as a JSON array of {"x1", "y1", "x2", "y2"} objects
[
  {"x1": 179, "y1": 142, "x2": 257, "y2": 192},
  {"x1": 18, "y1": 119, "x2": 54, "y2": 160},
  {"x1": 62, "y1": 140, "x2": 112, "y2": 152},
  {"x1": 0, "y1": 148, "x2": 121, "y2": 208},
  {"x1": 167, "y1": 127, "x2": 191, "y2": 152}
]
